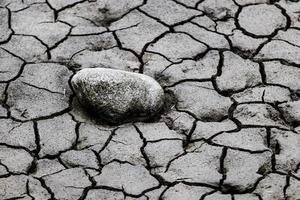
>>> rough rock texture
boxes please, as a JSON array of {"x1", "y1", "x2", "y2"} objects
[
  {"x1": 1, "y1": 0, "x2": 300, "y2": 199},
  {"x1": 71, "y1": 68, "x2": 164, "y2": 124}
]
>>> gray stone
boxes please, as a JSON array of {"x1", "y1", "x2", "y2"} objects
[
  {"x1": 0, "y1": 119, "x2": 36, "y2": 151},
  {"x1": 0, "y1": 145, "x2": 34, "y2": 173},
  {"x1": 147, "y1": 33, "x2": 207, "y2": 62},
  {"x1": 223, "y1": 150, "x2": 272, "y2": 192},
  {"x1": 7, "y1": 63, "x2": 72, "y2": 121},
  {"x1": 94, "y1": 162, "x2": 159, "y2": 196},
  {"x1": 38, "y1": 114, "x2": 77, "y2": 157},
  {"x1": 215, "y1": 51, "x2": 261, "y2": 93},
  {"x1": 43, "y1": 168, "x2": 92, "y2": 200},
  {"x1": 71, "y1": 68, "x2": 164, "y2": 124},
  {"x1": 233, "y1": 104, "x2": 288, "y2": 128},
  {"x1": 237, "y1": 4, "x2": 287, "y2": 36},
  {"x1": 0, "y1": 49, "x2": 24, "y2": 82},
  {"x1": 169, "y1": 82, "x2": 232, "y2": 121},
  {"x1": 162, "y1": 183, "x2": 213, "y2": 200},
  {"x1": 0, "y1": 7, "x2": 12, "y2": 43},
  {"x1": 279, "y1": 100, "x2": 300, "y2": 125}
]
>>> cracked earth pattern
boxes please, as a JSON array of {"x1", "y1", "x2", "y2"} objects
[{"x1": 0, "y1": 0, "x2": 300, "y2": 199}]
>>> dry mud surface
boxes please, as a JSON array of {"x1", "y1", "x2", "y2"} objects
[{"x1": 0, "y1": 0, "x2": 300, "y2": 199}]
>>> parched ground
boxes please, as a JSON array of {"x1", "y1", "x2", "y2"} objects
[{"x1": 0, "y1": 0, "x2": 300, "y2": 199}]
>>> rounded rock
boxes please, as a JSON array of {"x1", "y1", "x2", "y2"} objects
[{"x1": 71, "y1": 68, "x2": 164, "y2": 124}]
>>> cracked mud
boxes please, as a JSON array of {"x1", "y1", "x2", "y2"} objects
[{"x1": 0, "y1": 0, "x2": 300, "y2": 199}]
